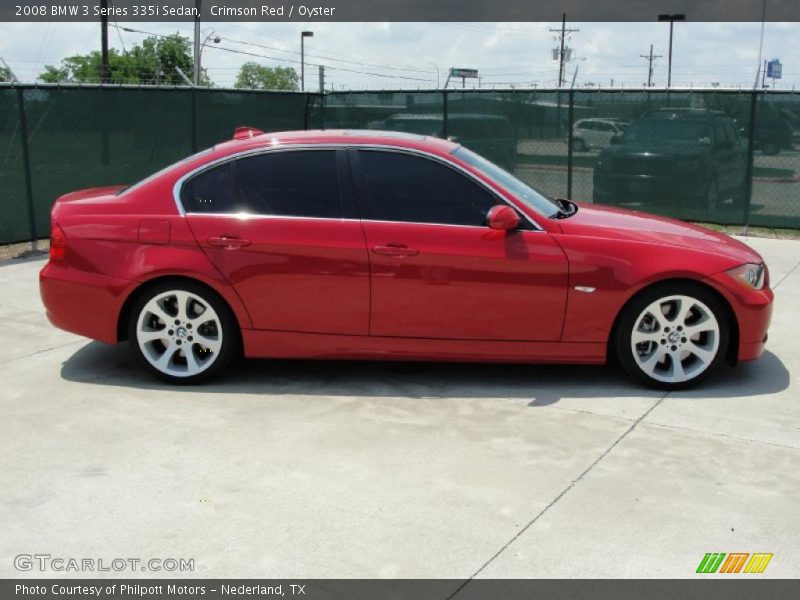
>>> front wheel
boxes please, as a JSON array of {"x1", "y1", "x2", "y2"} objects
[
  {"x1": 615, "y1": 284, "x2": 730, "y2": 390},
  {"x1": 129, "y1": 281, "x2": 239, "y2": 384}
]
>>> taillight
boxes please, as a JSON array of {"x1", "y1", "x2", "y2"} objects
[{"x1": 50, "y1": 223, "x2": 66, "y2": 261}]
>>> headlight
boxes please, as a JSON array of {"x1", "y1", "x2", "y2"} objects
[{"x1": 727, "y1": 263, "x2": 766, "y2": 290}]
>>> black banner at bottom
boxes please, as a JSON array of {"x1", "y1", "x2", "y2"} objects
[{"x1": 3, "y1": 579, "x2": 800, "y2": 600}]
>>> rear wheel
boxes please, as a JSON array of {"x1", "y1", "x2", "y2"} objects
[
  {"x1": 572, "y1": 138, "x2": 587, "y2": 152},
  {"x1": 129, "y1": 281, "x2": 239, "y2": 384},
  {"x1": 615, "y1": 284, "x2": 730, "y2": 390}
]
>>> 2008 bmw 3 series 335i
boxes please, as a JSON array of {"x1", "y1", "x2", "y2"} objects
[{"x1": 40, "y1": 128, "x2": 773, "y2": 389}]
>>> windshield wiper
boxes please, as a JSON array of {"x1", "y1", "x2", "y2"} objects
[{"x1": 550, "y1": 197, "x2": 579, "y2": 219}]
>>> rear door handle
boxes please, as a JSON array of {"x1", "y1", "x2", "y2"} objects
[
  {"x1": 371, "y1": 243, "x2": 419, "y2": 258},
  {"x1": 207, "y1": 235, "x2": 251, "y2": 250}
]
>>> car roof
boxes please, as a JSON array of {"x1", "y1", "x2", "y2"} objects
[{"x1": 213, "y1": 129, "x2": 459, "y2": 155}]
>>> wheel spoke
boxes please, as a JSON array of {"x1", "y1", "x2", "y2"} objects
[
  {"x1": 673, "y1": 298, "x2": 695, "y2": 326},
  {"x1": 154, "y1": 342, "x2": 179, "y2": 371},
  {"x1": 148, "y1": 302, "x2": 173, "y2": 325},
  {"x1": 138, "y1": 329, "x2": 169, "y2": 344},
  {"x1": 193, "y1": 332, "x2": 221, "y2": 353},
  {"x1": 184, "y1": 348, "x2": 201, "y2": 375},
  {"x1": 632, "y1": 329, "x2": 660, "y2": 345},
  {"x1": 174, "y1": 291, "x2": 191, "y2": 322},
  {"x1": 688, "y1": 344, "x2": 716, "y2": 365},
  {"x1": 639, "y1": 347, "x2": 666, "y2": 374},
  {"x1": 670, "y1": 354, "x2": 686, "y2": 379},
  {"x1": 684, "y1": 317, "x2": 714, "y2": 337}
]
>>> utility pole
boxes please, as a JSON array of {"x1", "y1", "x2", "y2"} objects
[
  {"x1": 549, "y1": 14, "x2": 579, "y2": 88},
  {"x1": 640, "y1": 45, "x2": 661, "y2": 87},
  {"x1": 318, "y1": 65, "x2": 325, "y2": 94},
  {"x1": 100, "y1": 0, "x2": 109, "y2": 83},
  {"x1": 193, "y1": 0, "x2": 201, "y2": 85}
]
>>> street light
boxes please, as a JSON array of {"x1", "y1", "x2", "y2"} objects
[
  {"x1": 301, "y1": 31, "x2": 314, "y2": 91},
  {"x1": 195, "y1": 29, "x2": 220, "y2": 87},
  {"x1": 658, "y1": 13, "x2": 685, "y2": 88}
]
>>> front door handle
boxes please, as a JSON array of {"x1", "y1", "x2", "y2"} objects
[
  {"x1": 371, "y1": 243, "x2": 419, "y2": 258},
  {"x1": 208, "y1": 235, "x2": 251, "y2": 250}
]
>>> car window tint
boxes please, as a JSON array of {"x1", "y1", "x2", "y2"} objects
[
  {"x1": 182, "y1": 163, "x2": 235, "y2": 213},
  {"x1": 236, "y1": 151, "x2": 342, "y2": 218},
  {"x1": 358, "y1": 150, "x2": 497, "y2": 227}
]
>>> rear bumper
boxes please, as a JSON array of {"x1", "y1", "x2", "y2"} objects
[
  {"x1": 39, "y1": 261, "x2": 131, "y2": 344},
  {"x1": 704, "y1": 273, "x2": 773, "y2": 363}
]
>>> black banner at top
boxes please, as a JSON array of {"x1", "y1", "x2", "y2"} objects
[{"x1": 2, "y1": 0, "x2": 800, "y2": 22}]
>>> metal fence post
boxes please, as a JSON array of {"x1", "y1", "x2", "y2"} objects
[
  {"x1": 742, "y1": 90, "x2": 758, "y2": 232},
  {"x1": 190, "y1": 87, "x2": 197, "y2": 153},
  {"x1": 567, "y1": 89, "x2": 575, "y2": 200},
  {"x1": 15, "y1": 85, "x2": 37, "y2": 250},
  {"x1": 320, "y1": 90, "x2": 326, "y2": 130},
  {"x1": 442, "y1": 90, "x2": 449, "y2": 139}
]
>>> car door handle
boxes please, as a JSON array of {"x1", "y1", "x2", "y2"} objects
[
  {"x1": 207, "y1": 235, "x2": 251, "y2": 249},
  {"x1": 371, "y1": 243, "x2": 419, "y2": 258}
]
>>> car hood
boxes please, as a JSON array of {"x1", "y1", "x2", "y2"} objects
[{"x1": 557, "y1": 203, "x2": 763, "y2": 264}]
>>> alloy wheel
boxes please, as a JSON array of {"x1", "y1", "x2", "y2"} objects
[
  {"x1": 135, "y1": 290, "x2": 223, "y2": 378},
  {"x1": 630, "y1": 294, "x2": 720, "y2": 384}
]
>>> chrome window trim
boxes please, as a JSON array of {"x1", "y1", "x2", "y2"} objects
[{"x1": 171, "y1": 142, "x2": 544, "y2": 231}]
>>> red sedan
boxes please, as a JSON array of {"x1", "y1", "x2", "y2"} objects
[{"x1": 40, "y1": 129, "x2": 773, "y2": 389}]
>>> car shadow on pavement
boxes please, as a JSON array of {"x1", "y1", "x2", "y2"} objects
[{"x1": 59, "y1": 341, "x2": 790, "y2": 405}]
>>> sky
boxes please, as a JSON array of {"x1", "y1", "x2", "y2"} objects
[{"x1": 0, "y1": 21, "x2": 798, "y2": 90}]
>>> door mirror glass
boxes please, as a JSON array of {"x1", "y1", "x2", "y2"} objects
[{"x1": 487, "y1": 205, "x2": 521, "y2": 230}]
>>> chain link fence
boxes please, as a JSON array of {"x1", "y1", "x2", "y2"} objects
[{"x1": 1, "y1": 84, "x2": 798, "y2": 245}]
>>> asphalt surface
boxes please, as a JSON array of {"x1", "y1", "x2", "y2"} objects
[{"x1": 0, "y1": 236, "x2": 798, "y2": 579}]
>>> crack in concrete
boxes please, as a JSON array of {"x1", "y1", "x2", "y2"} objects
[
  {"x1": 448, "y1": 391, "x2": 669, "y2": 598},
  {"x1": 0, "y1": 339, "x2": 84, "y2": 367}
]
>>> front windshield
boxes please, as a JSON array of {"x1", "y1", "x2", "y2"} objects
[
  {"x1": 622, "y1": 119, "x2": 711, "y2": 144},
  {"x1": 452, "y1": 146, "x2": 559, "y2": 217}
]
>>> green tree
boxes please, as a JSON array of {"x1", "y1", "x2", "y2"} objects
[
  {"x1": 235, "y1": 62, "x2": 298, "y2": 91},
  {"x1": 0, "y1": 64, "x2": 13, "y2": 82},
  {"x1": 37, "y1": 34, "x2": 212, "y2": 86}
]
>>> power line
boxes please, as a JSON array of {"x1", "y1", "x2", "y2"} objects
[{"x1": 118, "y1": 26, "x2": 435, "y2": 83}]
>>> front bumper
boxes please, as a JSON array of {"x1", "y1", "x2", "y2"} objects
[
  {"x1": 40, "y1": 261, "x2": 132, "y2": 344},
  {"x1": 704, "y1": 272, "x2": 773, "y2": 363}
]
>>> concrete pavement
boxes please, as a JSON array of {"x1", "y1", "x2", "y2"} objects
[{"x1": 0, "y1": 236, "x2": 798, "y2": 579}]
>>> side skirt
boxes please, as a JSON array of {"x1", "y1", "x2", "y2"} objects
[{"x1": 241, "y1": 330, "x2": 606, "y2": 364}]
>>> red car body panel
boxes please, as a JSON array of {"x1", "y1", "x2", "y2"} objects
[{"x1": 39, "y1": 130, "x2": 773, "y2": 368}]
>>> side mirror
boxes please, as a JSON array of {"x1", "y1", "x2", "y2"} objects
[
  {"x1": 609, "y1": 135, "x2": 621, "y2": 145},
  {"x1": 487, "y1": 205, "x2": 521, "y2": 231}
]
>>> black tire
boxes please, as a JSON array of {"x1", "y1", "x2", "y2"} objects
[
  {"x1": 614, "y1": 282, "x2": 730, "y2": 390},
  {"x1": 128, "y1": 280, "x2": 240, "y2": 384},
  {"x1": 572, "y1": 138, "x2": 587, "y2": 152}
]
